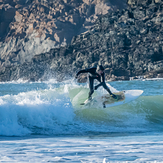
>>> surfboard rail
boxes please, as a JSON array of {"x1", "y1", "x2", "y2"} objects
[{"x1": 80, "y1": 90, "x2": 143, "y2": 108}]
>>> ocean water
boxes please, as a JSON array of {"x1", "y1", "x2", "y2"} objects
[{"x1": 0, "y1": 79, "x2": 163, "y2": 162}]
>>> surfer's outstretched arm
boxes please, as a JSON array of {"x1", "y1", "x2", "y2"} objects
[
  {"x1": 76, "y1": 69, "x2": 88, "y2": 77},
  {"x1": 76, "y1": 67, "x2": 96, "y2": 78}
]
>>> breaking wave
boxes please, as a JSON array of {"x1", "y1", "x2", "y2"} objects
[{"x1": 0, "y1": 81, "x2": 163, "y2": 136}]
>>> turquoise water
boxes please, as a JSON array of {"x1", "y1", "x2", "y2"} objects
[{"x1": 0, "y1": 79, "x2": 163, "y2": 162}]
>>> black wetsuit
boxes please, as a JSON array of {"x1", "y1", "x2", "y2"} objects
[{"x1": 76, "y1": 67, "x2": 112, "y2": 99}]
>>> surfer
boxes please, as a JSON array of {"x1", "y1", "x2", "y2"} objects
[{"x1": 75, "y1": 65, "x2": 117, "y2": 100}]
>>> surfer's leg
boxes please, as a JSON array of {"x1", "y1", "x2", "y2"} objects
[
  {"x1": 102, "y1": 82, "x2": 112, "y2": 94},
  {"x1": 88, "y1": 76, "x2": 94, "y2": 100},
  {"x1": 102, "y1": 82, "x2": 117, "y2": 99}
]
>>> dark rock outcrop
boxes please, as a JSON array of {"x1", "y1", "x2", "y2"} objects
[
  {"x1": 1, "y1": 0, "x2": 163, "y2": 82},
  {"x1": 0, "y1": 0, "x2": 127, "y2": 69}
]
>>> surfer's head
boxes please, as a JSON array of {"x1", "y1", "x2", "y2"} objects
[{"x1": 97, "y1": 65, "x2": 104, "y2": 75}]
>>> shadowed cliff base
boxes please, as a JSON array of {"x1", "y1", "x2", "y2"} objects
[
  {"x1": 1, "y1": 0, "x2": 163, "y2": 82},
  {"x1": 0, "y1": 0, "x2": 127, "y2": 69}
]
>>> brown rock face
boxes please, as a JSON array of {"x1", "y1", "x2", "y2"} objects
[
  {"x1": 0, "y1": 0, "x2": 163, "y2": 82},
  {"x1": 0, "y1": 0, "x2": 127, "y2": 69},
  {"x1": 0, "y1": 4, "x2": 15, "y2": 41}
]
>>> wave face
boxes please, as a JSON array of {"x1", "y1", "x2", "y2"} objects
[{"x1": 0, "y1": 80, "x2": 163, "y2": 136}]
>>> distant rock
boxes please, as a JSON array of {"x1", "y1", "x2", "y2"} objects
[
  {"x1": 0, "y1": 0, "x2": 127, "y2": 69},
  {"x1": 2, "y1": 0, "x2": 163, "y2": 82}
]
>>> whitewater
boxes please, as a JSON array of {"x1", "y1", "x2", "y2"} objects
[{"x1": 0, "y1": 79, "x2": 163, "y2": 162}]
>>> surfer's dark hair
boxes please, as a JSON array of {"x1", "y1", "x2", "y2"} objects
[{"x1": 98, "y1": 65, "x2": 104, "y2": 71}]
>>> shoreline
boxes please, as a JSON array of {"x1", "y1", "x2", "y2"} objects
[{"x1": 0, "y1": 76, "x2": 163, "y2": 84}]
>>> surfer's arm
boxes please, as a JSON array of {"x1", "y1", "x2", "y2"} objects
[
  {"x1": 76, "y1": 69, "x2": 88, "y2": 77},
  {"x1": 76, "y1": 67, "x2": 96, "y2": 77}
]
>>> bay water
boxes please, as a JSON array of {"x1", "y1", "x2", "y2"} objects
[{"x1": 0, "y1": 79, "x2": 163, "y2": 162}]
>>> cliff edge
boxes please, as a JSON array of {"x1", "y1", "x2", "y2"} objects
[{"x1": 1, "y1": 0, "x2": 163, "y2": 82}]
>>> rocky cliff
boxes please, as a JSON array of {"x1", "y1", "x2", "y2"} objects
[
  {"x1": 1, "y1": 0, "x2": 163, "y2": 82},
  {"x1": 0, "y1": 0, "x2": 127, "y2": 69}
]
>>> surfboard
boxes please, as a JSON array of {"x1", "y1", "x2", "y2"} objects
[{"x1": 80, "y1": 90, "x2": 143, "y2": 108}]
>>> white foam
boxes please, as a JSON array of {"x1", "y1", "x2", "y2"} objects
[
  {"x1": 0, "y1": 78, "x2": 29, "y2": 84},
  {"x1": 0, "y1": 86, "x2": 76, "y2": 136},
  {"x1": 1, "y1": 135, "x2": 163, "y2": 162}
]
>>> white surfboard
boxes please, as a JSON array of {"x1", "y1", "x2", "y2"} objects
[{"x1": 81, "y1": 90, "x2": 143, "y2": 108}]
